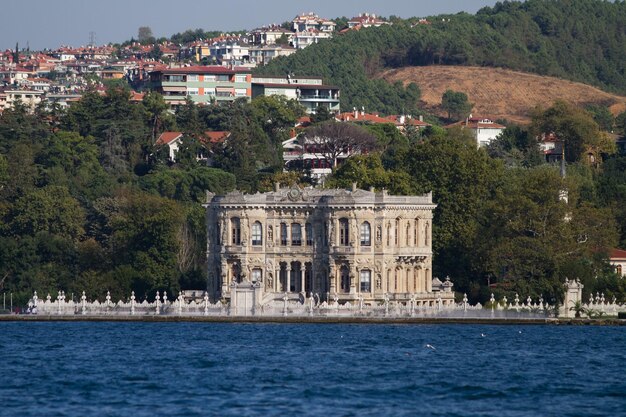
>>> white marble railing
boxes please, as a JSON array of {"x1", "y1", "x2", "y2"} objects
[{"x1": 20, "y1": 290, "x2": 600, "y2": 319}]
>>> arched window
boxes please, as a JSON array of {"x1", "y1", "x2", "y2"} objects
[
  {"x1": 360, "y1": 270, "x2": 371, "y2": 292},
  {"x1": 339, "y1": 218, "x2": 349, "y2": 246},
  {"x1": 340, "y1": 265, "x2": 350, "y2": 292},
  {"x1": 280, "y1": 222, "x2": 288, "y2": 246},
  {"x1": 231, "y1": 217, "x2": 240, "y2": 245},
  {"x1": 291, "y1": 223, "x2": 302, "y2": 246},
  {"x1": 251, "y1": 221, "x2": 262, "y2": 246},
  {"x1": 360, "y1": 222, "x2": 371, "y2": 246},
  {"x1": 414, "y1": 219, "x2": 419, "y2": 246},
  {"x1": 424, "y1": 221, "x2": 430, "y2": 246},
  {"x1": 386, "y1": 222, "x2": 391, "y2": 247},
  {"x1": 406, "y1": 222, "x2": 411, "y2": 246},
  {"x1": 305, "y1": 223, "x2": 313, "y2": 246},
  {"x1": 395, "y1": 218, "x2": 400, "y2": 246}
]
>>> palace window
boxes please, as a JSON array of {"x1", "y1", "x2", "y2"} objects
[
  {"x1": 306, "y1": 223, "x2": 313, "y2": 246},
  {"x1": 251, "y1": 221, "x2": 262, "y2": 246},
  {"x1": 406, "y1": 222, "x2": 411, "y2": 246},
  {"x1": 424, "y1": 221, "x2": 430, "y2": 246},
  {"x1": 395, "y1": 218, "x2": 400, "y2": 246},
  {"x1": 231, "y1": 217, "x2": 240, "y2": 245},
  {"x1": 251, "y1": 268, "x2": 262, "y2": 283},
  {"x1": 360, "y1": 222, "x2": 371, "y2": 246},
  {"x1": 617, "y1": 265, "x2": 623, "y2": 276},
  {"x1": 339, "y1": 218, "x2": 349, "y2": 246},
  {"x1": 360, "y1": 270, "x2": 371, "y2": 292},
  {"x1": 280, "y1": 222, "x2": 288, "y2": 246},
  {"x1": 414, "y1": 219, "x2": 419, "y2": 246},
  {"x1": 386, "y1": 223, "x2": 391, "y2": 246},
  {"x1": 340, "y1": 266, "x2": 350, "y2": 292},
  {"x1": 291, "y1": 223, "x2": 302, "y2": 246}
]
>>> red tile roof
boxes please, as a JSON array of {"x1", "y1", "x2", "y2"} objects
[
  {"x1": 610, "y1": 248, "x2": 626, "y2": 259},
  {"x1": 156, "y1": 131, "x2": 231, "y2": 146}
]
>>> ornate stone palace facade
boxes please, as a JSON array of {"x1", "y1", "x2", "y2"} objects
[{"x1": 204, "y1": 185, "x2": 454, "y2": 306}]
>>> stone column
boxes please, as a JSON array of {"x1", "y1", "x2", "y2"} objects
[
  {"x1": 329, "y1": 264, "x2": 336, "y2": 294},
  {"x1": 426, "y1": 268, "x2": 432, "y2": 292},
  {"x1": 300, "y1": 264, "x2": 305, "y2": 294},
  {"x1": 286, "y1": 264, "x2": 292, "y2": 293}
]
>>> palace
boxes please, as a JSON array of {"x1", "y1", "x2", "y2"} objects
[{"x1": 204, "y1": 185, "x2": 454, "y2": 307}]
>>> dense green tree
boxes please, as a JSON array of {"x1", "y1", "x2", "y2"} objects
[
  {"x1": 9, "y1": 185, "x2": 85, "y2": 241},
  {"x1": 530, "y1": 101, "x2": 615, "y2": 163},
  {"x1": 441, "y1": 90, "x2": 473, "y2": 121},
  {"x1": 326, "y1": 153, "x2": 412, "y2": 194}
]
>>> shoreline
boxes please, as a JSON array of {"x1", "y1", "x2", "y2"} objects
[{"x1": 0, "y1": 315, "x2": 624, "y2": 325}]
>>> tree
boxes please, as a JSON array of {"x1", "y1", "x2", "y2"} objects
[
  {"x1": 0, "y1": 154, "x2": 7, "y2": 192},
  {"x1": 326, "y1": 153, "x2": 412, "y2": 194},
  {"x1": 530, "y1": 101, "x2": 615, "y2": 163},
  {"x1": 9, "y1": 185, "x2": 85, "y2": 241},
  {"x1": 303, "y1": 121, "x2": 378, "y2": 168},
  {"x1": 441, "y1": 90, "x2": 473, "y2": 120},
  {"x1": 311, "y1": 104, "x2": 332, "y2": 124},
  {"x1": 138, "y1": 26, "x2": 155, "y2": 44}
]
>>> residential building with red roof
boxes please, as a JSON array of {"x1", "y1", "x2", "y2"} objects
[
  {"x1": 291, "y1": 12, "x2": 335, "y2": 49},
  {"x1": 156, "y1": 131, "x2": 230, "y2": 161},
  {"x1": 610, "y1": 248, "x2": 626, "y2": 277},
  {"x1": 444, "y1": 116, "x2": 506, "y2": 147}
]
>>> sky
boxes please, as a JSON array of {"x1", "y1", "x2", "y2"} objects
[{"x1": 2, "y1": 0, "x2": 501, "y2": 50}]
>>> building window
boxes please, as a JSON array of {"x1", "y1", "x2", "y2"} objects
[
  {"x1": 406, "y1": 222, "x2": 411, "y2": 246},
  {"x1": 424, "y1": 221, "x2": 430, "y2": 246},
  {"x1": 414, "y1": 219, "x2": 419, "y2": 246},
  {"x1": 617, "y1": 264, "x2": 623, "y2": 276},
  {"x1": 306, "y1": 223, "x2": 313, "y2": 246},
  {"x1": 395, "y1": 218, "x2": 400, "y2": 246},
  {"x1": 251, "y1": 221, "x2": 262, "y2": 246},
  {"x1": 340, "y1": 266, "x2": 350, "y2": 293},
  {"x1": 235, "y1": 75, "x2": 247, "y2": 82},
  {"x1": 187, "y1": 75, "x2": 199, "y2": 82},
  {"x1": 360, "y1": 222, "x2": 371, "y2": 246},
  {"x1": 291, "y1": 223, "x2": 302, "y2": 246},
  {"x1": 386, "y1": 223, "x2": 391, "y2": 247},
  {"x1": 251, "y1": 268, "x2": 262, "y2": 283},
  {"x1": 360, "y1": 270, "x2": 371, "y2": 292},
  {"x1": 231, "y1": 217, "x2": 240, "y2": 245},
  {"x1": 339, "y1": 218, "x2": 349, "y2": 246},
  {"x1": 280, "y1": 223, "x2": 288, "y2": 246}
]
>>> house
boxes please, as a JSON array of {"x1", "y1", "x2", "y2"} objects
[
  {"x1": 291, "y1": 13, "x2": 335, "y2": 49},
  {"x1": 444, "y1": 116, "x2": 505, "y2": 147},
  {"x1": 282, "y1": 132, "x2": 335, "y2": 181},
  {"x1": 345, "y1": 13, "x2": 390, "y2": 31},
  {"x1": 248, "y1": 45, "x2": 296, "y2": 66},
  {"x1": 0, "y1": 88, "x2": 44, "y2": 112},
  {"x1": 539, "y1": 132, "x2": 564, "y2": 163},
  {"x1": 156, "y1": 131, "x2": 230, "y2": 161},
  {"x1": 248, "y1": 25, "x2": 293, "y2": 46},
  {"x1": 251, "y1": 75, "x2": 340, "y2": 114},
  {"x1": 335, "y1": 109, "x2": 430, "y2": 132},
  {"x1": 148, "y1": 65, "x2": 252, "y2": 106},
  {"x1": 610, "y1": 248, "x2": 626, "y2": 277}
]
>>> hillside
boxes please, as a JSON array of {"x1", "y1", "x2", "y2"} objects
[
  {"x1": 257, "y1": 0, "x2": 626, "y2": 115},
  {"x1": 382, "y1": 66, "x2": 626, "y2": 124}
]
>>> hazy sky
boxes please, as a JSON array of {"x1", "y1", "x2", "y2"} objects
[{"x1": 2, "y1": 0, "x2": 501, "y2": 50}]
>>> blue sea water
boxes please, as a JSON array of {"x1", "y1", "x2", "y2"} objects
[{"x1": 0, "y1": 323, "x2": 624, "y2": 417}]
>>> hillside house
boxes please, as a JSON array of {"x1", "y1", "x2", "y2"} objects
[
  {"x1": 445, "y1": 116, "x2": 505, "y2": 147},
  {"x1": 156, "y1": 131, "x2": 230, "y2": 162}
]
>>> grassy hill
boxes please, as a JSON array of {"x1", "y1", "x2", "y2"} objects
[
  {"x1": 382, "y1": 65, "x2": 626, "y2": 124},
  {"x1": 256, "y1": 0, "x2": 626, "y2": 115}
]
